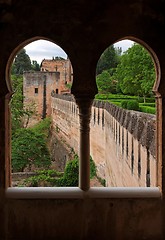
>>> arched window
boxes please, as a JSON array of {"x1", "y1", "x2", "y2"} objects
[
  {"x1": 5, "y1": 37, "x2": 161, "y2": 199},
  {"x1": 6, "y1": 38, "x2": 78, "y2": 188},
  {"x1": 92, "y1": 38, "x2": 159, "y2": 188}
]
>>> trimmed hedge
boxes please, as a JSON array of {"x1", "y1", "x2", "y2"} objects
[
  {"x1": 121, "y1": 100, "x2": 128, "y2": 109},
  {"x1": 139, "y1": 106, "x2": 156, "y2": 114},
  {"x1": 110, "y1": 101, "x2": 121, "y2": 107},
  {"x1": 121, "y1": 100, "x2": 139, "y2": 111},
  {"x1": 95, "y1": 94, "x2": 155, "y2": 103},
  {"x1": 140, "y1": 103, "x2": 155, "y2": 107},
  {"x1": 127, "y1": 100, "x2": 139, "y2": 110}
]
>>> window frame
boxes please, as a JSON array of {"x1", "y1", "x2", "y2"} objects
[{"x1": 5, "y1": 38, "x2": 162, "y2": 200}]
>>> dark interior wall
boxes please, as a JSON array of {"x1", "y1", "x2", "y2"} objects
[
  {"x1": 0, "y1": 0, "x2": 164, "y2": 239},
  {"x1": 2, "y1": 0, "x2": 164, "y2": 96},
  {"x1": 6, "y1": 198, "x2": 162, "y2": 240}
]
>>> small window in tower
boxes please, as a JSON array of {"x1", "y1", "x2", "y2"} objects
[
  {"x1": 56, "y1": 89, "x2": 59, "y2": 94},
  {"x1": 35, "y1": 88, "x2": 38, "y2": 94}
]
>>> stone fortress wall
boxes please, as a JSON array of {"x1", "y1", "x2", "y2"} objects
[
  {"x1": 23, "y1": 58, "x2": 156, "y2": 187},
  {"x1": 51, "y1": 94, "x2": 156, "y2": 187}
]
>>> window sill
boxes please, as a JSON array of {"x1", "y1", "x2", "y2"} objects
[{"x1": 6, "y1": 187, "x2": 161, "y2": 199}]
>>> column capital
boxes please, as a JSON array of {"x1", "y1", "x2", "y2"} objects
[
  {"x1": 74, "y1": 95, "x2": 94, "y2": 133},
  {"x1": 74, "y1": 94, "x2": 94, "y2": 112}
]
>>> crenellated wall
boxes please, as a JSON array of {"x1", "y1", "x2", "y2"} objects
[{"x1": 51, "y1": 95, "x2": 156, "y2": 187}]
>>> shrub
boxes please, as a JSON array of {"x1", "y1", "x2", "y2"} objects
[
  {"x1": 56, "y1": 155, "x2": 97, "y2": 186},
  {"x1": 126, "y1": 100, "x2": 139, "y2": 111},
  {"x1": 24, "y1": 155, "x2": 97, "y2": 187},
  {"x1": 57, "y1": 155, "x2": 79, "y2": 187},
  {"x1": 24, "y1": 169, "x2": 63, "y2": 187},
  {"x1": 97, "y1": 177, "x2": 106, "y2": 187},
  {"x1": 36, "y1": 169, "x2": 63, "y2": 177},
  {"x1": 137, "y1": 97, "x2": 144, "y2": 103},
  {"x1": 121, "y1": 100, "x2": 128, "y2": 109},
  {"x1": 111, "y1": 102, "x2": 121, "y2": 107},
  {"x1": 145, "y1": 97, "x2": 155, "y2": 103},
  {"x1": 90, "y1": 156, "x2": 96, "y2": 179}
]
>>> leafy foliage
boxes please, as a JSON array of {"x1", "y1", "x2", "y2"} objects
[
  {"x1": 12, "y1": 127, "x2": 51, "y2": 172},
  {"x1": 126, "y1": 100, "x2": 139, "y2": 111},
  {"x1": 10, "y1": 75, "x2": 36, "y2": 132},
  {"x1": 121, "y1": 100, "x2": 128, "y2": 109},
  {"x1": 97, "y1": 43, "x2": 156, "y2": 101},
  {"x1": 90, "y1": 156, "x2": 96, "y2": 179},
  {"x1": 113, "y1": 43, "x2": 155, "y2": 100},
  {"x1": 24, "y1": 169, "x2": 63, "y2": 187},
  {"x1": 139, "y1": 106, "x2": 156, "y2": 114},
  {"x1": 24, "y1": 155, "x2": 97, "y2": 187},
  {"x1": 96, "y1": 93, "x2": 155, "y2": 114},
  {"x1": 121, "y1": 100, "x2": 139, "y2": 111},
  {"x1": 96, "y1": 70, "x2": 117, "y2": 94},
  {"x1": 10, "y1": 75, "x2": 24, "y2": 131},
  {"x1": 96, "y1": 45, "x2": 121, "y2": 75},
  {"x1": 52, "y1": 155, "x2": 96, "y2": 187},
  {"x1": 57, "y1": 155, "x2": 79, "y2": 187},
  {"x1": 32, "y1": 117, "x2": 52, "y2": 140},
  {"x1": 11, "y1": 48, "x2": 32, "y2": 75},
  {"x1": 31, "y1": 60, "x2": 40, "y2": 71},
  {"x1": 96, "y1": 45, "x2": 121, "y2": 94}
]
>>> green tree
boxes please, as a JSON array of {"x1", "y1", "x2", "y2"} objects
[
  {"x1": 10, "y1": 75, "x2": 36, "y2": 132},
  {"x1": 12, "y1": 128, "x2": 51, "y2": 172},
  {"x1": 96, "y1": 70, "x2": 116, "y2": 94},
  {"x1": 31, "y1": 60, "x2": 40, "y2": 71},
  {"x1": 11, "y1": 48, "x2": 32, "y2": 75},
  {"x1": 114, "y1": 43, "x2": 155, "y2": 101},
  {"x1": 96, "y1": 45, "x2": 120, "y2": 75},
  {"x1": 10, "y1": 75, "x2": 24, "y2": 131}
]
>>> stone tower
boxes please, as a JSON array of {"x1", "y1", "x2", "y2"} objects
[{"x1": 23, "y1": 58, "x2": 73, "y2": 120}]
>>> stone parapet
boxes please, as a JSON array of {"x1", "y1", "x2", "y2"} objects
[
  {"x1": 51, "y1": 95, "x2": 156, "y2": 187},
  {"x1": 93, "y1": 100, "x2": 156, "y2": 157}
]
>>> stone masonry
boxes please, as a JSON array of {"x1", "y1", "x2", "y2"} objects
[
  {"x1": 23, "y1": 58, "x2": 73, "y2": 120},
  {"x1": 51, "y1": 95, "x2": 156, "y2": 187}
]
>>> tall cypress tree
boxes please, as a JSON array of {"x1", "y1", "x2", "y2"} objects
[
  {"x1": 96, "y1": 45, "x2": 120, "y2": 75},
  {"x1": 11, "y1": 48, "x2": 32, "y2": 75}
]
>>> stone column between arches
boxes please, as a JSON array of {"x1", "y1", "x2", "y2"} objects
[{"x1": 75, "y1": 95, "x2": 94, "y2": 191}]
